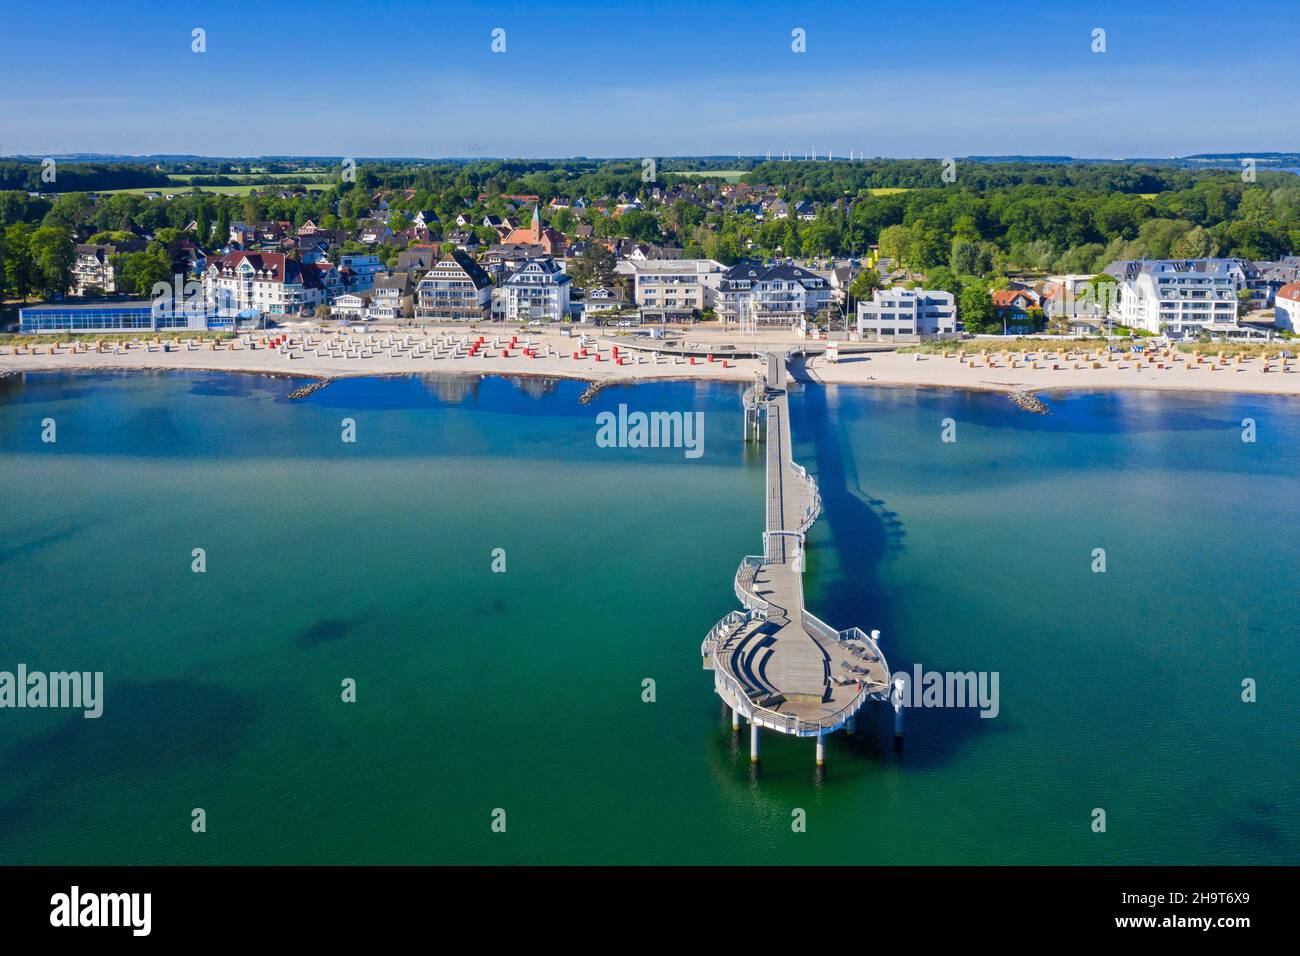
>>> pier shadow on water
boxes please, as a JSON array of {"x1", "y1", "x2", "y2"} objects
[{"x1": 791, "y1": 380, "x2": 1008, "y2": 771}]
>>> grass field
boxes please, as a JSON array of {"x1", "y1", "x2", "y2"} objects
[
  {"x1": 867, "y1": 187, "x2": 911, "y2": 196},
  {"x1": 168, "y1": 172, "x2": 330, "y2": 182},
  {"x1": 680, "y1": 170, "x2": 746, "y2": 182},
  {"x1": 100, "y1": 183, "x2": 327, "y2": 196}
]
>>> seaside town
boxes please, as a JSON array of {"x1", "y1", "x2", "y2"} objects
[
  {"x1": 2, "y1": 156, "x2": 1299, "y2": 395},
  {"x1": 1, "y1": 159, "x2": 1298, "y2": 338}
]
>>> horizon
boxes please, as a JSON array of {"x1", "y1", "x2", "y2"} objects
[
  {"x1": 3, "y1": 0, "x2": 1298, "y2": 157},
  {"x1": 4, "y1": 152, "x2": 1299, "y2": 165}
]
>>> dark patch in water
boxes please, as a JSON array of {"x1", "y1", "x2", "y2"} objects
[
  {"x1": 1224, "y1": 815, "x2": 1290, "y2": 849},
  {"x1": 294, "y1": 617, "x2": 358, "y2": 649},
  {"x1": 0, "y1": 677, "x2": 258, "y2": 848},
  {"x1": 0, "y1": 520, "x2": 95, "y2": 566}
]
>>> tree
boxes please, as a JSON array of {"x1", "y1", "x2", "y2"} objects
[
  {"x1": 2, "y1": 223, "x2": 35, "y2": 299},
  {"x1": 215, "y1": 205, "x2": 230, "y2": 247},
  {"x1": 29, "y1": 225, "x2": 75, "y2": 297},
  {"x1": 923, "y1": 265, "x2": 963, "y2": 300},
  {"x1": 959, "y1": 281, "x2": 998, "y2": 334},
  {"x1": 877, "y1": 224, "x2": 914, "y2": 262},
  {"x1": 1170, "y1": 225, "x2": 1215, "y2": 260},
  {"x1": 949, "y1": 237, "x2": 981, "y2": 276},
  {"x1": 847, "y1": 268, "x2": 882, "y2": 306},
  {"x1": 113, "y1": 245, "x2": 172, "y2": 297},
  {"x1": 1237, "y1": 289, "x2": 1255, "y2": 317},
  {"x1": 567, "y1": 243, "x2": 616, "y2": 289}
]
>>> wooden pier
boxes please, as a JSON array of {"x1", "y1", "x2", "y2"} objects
[{"x1": 702, "y1": 353, "x2": 892, "y2": 765}]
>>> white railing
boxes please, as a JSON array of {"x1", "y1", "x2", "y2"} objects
[
  {"x1": 700, "y1": 608, "x2": 755, "y2": 658},
  {"x1": 733, "y1": 555, "x2": 770, "y2": 612}
]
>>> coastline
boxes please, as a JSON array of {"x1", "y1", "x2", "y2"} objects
[{"x1": 4, "y1": 330, "x2": 1300, "y2": 400}]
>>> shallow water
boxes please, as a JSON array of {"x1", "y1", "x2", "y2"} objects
[{"x1": 0, "y1": 370, "x2": 1295, "y2": 864}]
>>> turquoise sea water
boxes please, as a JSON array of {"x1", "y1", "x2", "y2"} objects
[{"x1": 0, "y1": 370, "x2": 1296, "y2": 864}]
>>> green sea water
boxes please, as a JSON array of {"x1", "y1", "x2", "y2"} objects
[{"x1": 0, "y1": 370, "x2": 1295, "y2": 864}]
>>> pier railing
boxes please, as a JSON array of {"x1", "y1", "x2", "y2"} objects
[
  {"x1": 707, "y1": 604, "x2": 889, "y2": 737},
  {"x1": 734, "y1": 555, "x2": 770, "y2": 612},
  {"x1": 700, "y1": 608, "x2": 756, "y2": 660},
  {"x1": 790, "y1": 461, "x2": 821, "y2": 533}
]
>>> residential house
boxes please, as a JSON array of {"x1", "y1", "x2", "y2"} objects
[
  {"x1": 481, "y1": 242, "x2": 546, "y2": 280},
  {"x1": 446, "y1": 229, "x2": 480, "y2": 253},
  {"x1": 579, "y1": 287, "x2": 627, "y2": 318},
  {"x1": 369, "y1": 272, "x2": 412, "y2": 322},
  {"x1": 356, "y1": 220, "x2": 394, "y2": 245},
  {"x1": 332, "y1": 291, "x2": 373, "y2": 321},
  {"x1": 991, "y1": 289, "x2": 1042, "y2": 333},
  {"x1": 339, "y1": 254, "x2": 384, "y2": 291},
  {"x1": 396, "y1": 246, "x2": 440, "y2": 274},
  {"x1": 1274, "y1": 282, "x2": 1300, "y2": 332}
]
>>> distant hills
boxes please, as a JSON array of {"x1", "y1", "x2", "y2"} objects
[{"x1": 2, "y1": 152, "x2": 1298, "y2": 167}]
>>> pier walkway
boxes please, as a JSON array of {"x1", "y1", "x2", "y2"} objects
[{"x1": 702, "y1": 353, "x2": 892, "y2": 765}]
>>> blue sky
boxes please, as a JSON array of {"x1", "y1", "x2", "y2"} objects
[{"x1": 2, "y1": 0, "x2": 1296, "y2": 158}]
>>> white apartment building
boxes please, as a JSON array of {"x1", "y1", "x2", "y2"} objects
[
  {"x1": 619, "y1": 258, "x2": 726, "y2": 322},
  {"x1": 415, "y1": 250, "x2": 493, "y2": 321},
  {"x1": 1105, "y1": 259, "x2": 1248, "y2": 339},
  {"x1": 716, "y1": 261, "x2": 832, "y2": 329},
  {"x1": 496, "y1": 258, "x2": 572, "y2": 323},
  {"x1": 856, "y1": 287, "x2": 958, "y2": 339},
  {"x1": 204, "y1": 251, "x2": 337, "y2": 319},
  {"x1": 72, "y1": 241, "x2": 146, "y2": 295}
]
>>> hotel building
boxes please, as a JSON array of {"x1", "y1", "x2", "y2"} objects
[
  {"x1": 496, "y1": 258, "x2": 572, "y2": 323},
  {"x1": 415, "y1": 250, "x2": 493, "y2": 321},
  {"x1": 622, "y1": 259, "x2": 726, "y2": 322},
  {"x1": 203, "y1": 251, "x2": 338, "y2": 320},
  {"x1": 716, "y1": 261, "x2": 832, "y2": 329}
]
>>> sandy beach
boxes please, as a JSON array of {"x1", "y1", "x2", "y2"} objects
[
  {"x1": 0, "y1": 328, "x2": 763, "y2": 385},
  {"x1": 4, "y1": 329, "x2": 1300, "y2": 399},
  {"x1": 807, "y1": 345, "x2": 1300, "y2": 398}
]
